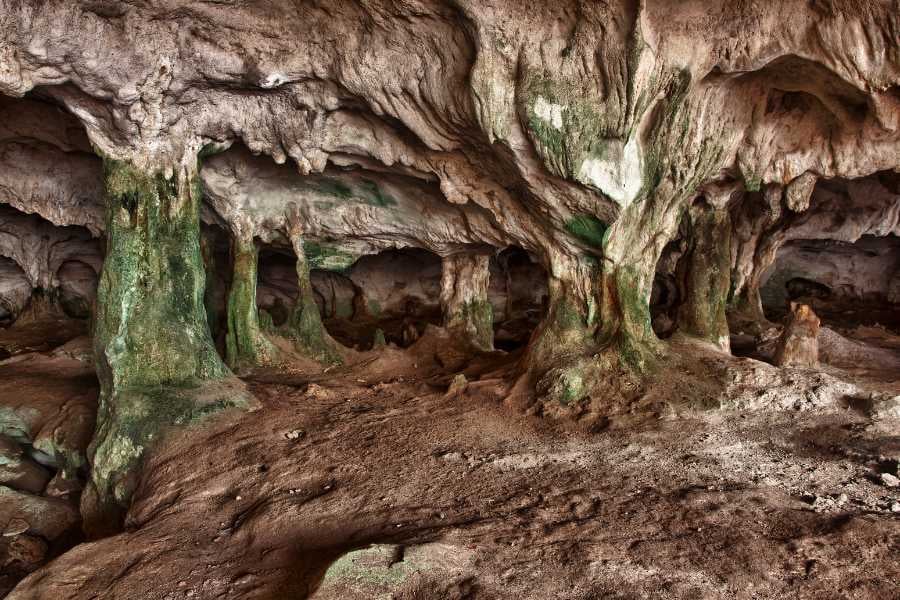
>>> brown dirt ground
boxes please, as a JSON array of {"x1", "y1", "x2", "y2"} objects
[{"x1": 2, "y1": 327, "x2": 899, "y2": 599}]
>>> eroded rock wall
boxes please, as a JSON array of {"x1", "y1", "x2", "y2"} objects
[{"x1": 0, "y1": 0, "x2": 897, "y2": 545}]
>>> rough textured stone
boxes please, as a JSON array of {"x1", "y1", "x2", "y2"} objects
[
  {"x1": 0, "y1": 486, "x2": 78, "y2": 541},
  {"x1": 440, "y1": 252, "x2": 494, "y2": 351},
  {"x1": 0, "y1": 8, "x2": 896, "y2": 593},
  {"x1": 0, "y1": 437, "x2": 50, "y2": 495},
  {"x1": 86, "y1": 157, "x2": 250, "y2": 535},
  {"x1": 774, "y1": 304, "x2": 821, "y2": 368}
]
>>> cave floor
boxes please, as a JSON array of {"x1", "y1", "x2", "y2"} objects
[{"x1": 2, "y1": 329, "x2": 900, "y2": 599}]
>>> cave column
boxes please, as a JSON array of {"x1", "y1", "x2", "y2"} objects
[
  {"x1": 519, "y1": 252, "x2": 599, "y2": 406},
  {"x1": 440, "y1": 251, "x2": 494, "y2": 351},
  {"x1": 225, "y1": 218, "x2": 279, "y2": 371},
  {"x1": 596, "y1": 184, "x2": 685, "y2": 371},
  {"x1": 285, "y1": 212, "x2": 342, "y2": 364},
  {"x1": 676, "y1": 197, "x2": 733, "y2": 351},
  {"x1": 86, "y1": 157, "x2": 249, "y2": 536},
  {"x1": 729, "y1": 184, "x2": 787, "y2": 324}
]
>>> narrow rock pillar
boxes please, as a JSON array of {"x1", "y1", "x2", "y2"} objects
[
  {"x1": 285, "y1": 215, "x2": 342, "y2": 364},
  {"x1": 225, "y1": 222, "x2": 278, "y2": 371},
  {"x1": 86, "y1": 158, "x2": 249, "y2": 536},
  {"x1": 440, "y1": 252, "x2": 494, "y2": 351}
]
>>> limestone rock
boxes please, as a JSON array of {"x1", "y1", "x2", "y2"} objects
[
  {"x1": 0, "y1": 486, "x2": 79, "y2": 541},
  {"x1": 0, "y1": 436, "x2": 50, "y2": 495},
  {"x1": 774, "y1": 304, "x2": 821, "y2": 368}
]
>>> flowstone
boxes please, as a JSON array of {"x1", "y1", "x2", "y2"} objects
[{"x1": 86, "y1": 158, "x2": 251, "y2": 536}]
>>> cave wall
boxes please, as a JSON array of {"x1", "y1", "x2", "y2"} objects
[
  {"x1": 731, "y1": 172, "x2": 900, "y2": 324},
  {"x1": 0, "y1": 0, "x2": 897, "y2": 532},
  {"x1": 0, "y1": 206, "x2": 102, "y2": 322}
]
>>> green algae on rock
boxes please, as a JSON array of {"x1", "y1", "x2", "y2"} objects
[
  {"x1": 676, "y1": 201, "x2": 732, "y2": 350},
  {"x1": 284, "y1": 216, "x2": 344, "y2": 364},
  {"x1": 86, "y1": 157, "x2": 251, "y2": 536},
  {"x1": 440, "y1": 253, "x2": 494, "y2": 352},
  {"x1": 225, "y1": 230, "x2": 280, "y2": 371}
]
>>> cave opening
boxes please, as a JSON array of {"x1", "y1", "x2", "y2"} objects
[
  {"x1": 253, "y1": 244, "x2": 550, "y2": 353},
  {"x1": 761, "y1": 234, "x2": 900, "y2": 334},
  {"x1": 490, "y1": 246, "x2": 549, "y2": 352}
]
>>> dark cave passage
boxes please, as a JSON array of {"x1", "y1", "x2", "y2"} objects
[
  {"x1": 760, "y1": 235, "x2": 900, "y2": 334},
  {"x1": 252, "y1": 244, "x2": 549, "y2": 353},
  {"x1": 489, "y1": 247, "x2": 549, "y2": 351}
]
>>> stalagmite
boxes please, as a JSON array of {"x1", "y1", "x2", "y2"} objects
[{"x1": 773, "y1": 303, "x2": 820, "y2": 368}]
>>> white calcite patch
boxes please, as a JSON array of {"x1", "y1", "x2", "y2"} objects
[
  {"x1": 532, "y1": 96, "x2": 565, "y2": 130},
  {"x1": 260, "y1": 72, "x2": 287, "y2": 89},
  {"x1": 577, "y1": 137, "x2": 644, "y2": 207}
]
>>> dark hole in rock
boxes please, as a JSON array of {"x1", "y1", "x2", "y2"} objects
[
  {"x1": 785, "y1": 277, "x2": 832, "y2": 301},
  {"x1": 56, "y1": 260, "x2": 99, "y2": 319},
  {"x1": 761, "y1": 235, "x2": 900, "y2": 333},
  {"x1": 254, "y1": 245, "x2": 548, "y2": 352},
  {"x1": 313, "y1": 248, "x2": 443, "y2": 350},
  {"x1": 490, "y1": 247, "x2": 549, "y2": 351},
  {"x1": 650, "y1": 274, "x2": 679, "y2": 339}
]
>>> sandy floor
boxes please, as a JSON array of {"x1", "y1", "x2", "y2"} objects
[{"x1": 1, "y1": 324, "x2": 899, "y2": 599}]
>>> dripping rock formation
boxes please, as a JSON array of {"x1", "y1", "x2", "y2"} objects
[{"x1": 0, "y1": 1, "x2": 898, "y2": 598}]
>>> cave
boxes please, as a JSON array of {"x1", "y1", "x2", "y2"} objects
[
  {"x1": 254, "y1": 245, "x2": 549, "y2": 353},
  {"x1": 761, "y1": 235, "x2": 900, "y2": 332},
  {"x1": 0, "y1": 4, "x2": 899, "y2": 599},
  {"x1": 256, "y1": 245, "x2": 446, "y2": 350}
]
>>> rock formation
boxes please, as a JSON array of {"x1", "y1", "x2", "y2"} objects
[
  {"x1": 0, "y1": 1, "x2": 897, "y2": 597},
  {"x1": 773, "y1": 303, "x2": 821, "y2": 368}
]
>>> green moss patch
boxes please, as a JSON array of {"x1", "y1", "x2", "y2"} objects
[
  {"x1": 303, "y1": 241, "x2": 357, "y2": 273},
  {"x1": 565, "y1": 214, "x2": 607, "y2": 249}
]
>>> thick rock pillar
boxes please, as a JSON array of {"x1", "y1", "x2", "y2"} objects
[
  {"x1": 440, "y1": 252, "x2": 494, "y2": 351},
  {"x1": 596, "y1": 189, "x2": 681, "y2": 371},
  {"x1": 225, "y1": 222, "x2": 279, "y2": 371},
  {"x1": 85, "y1": 158, "x2": 249, "y2": 536},
  {"x1": 677, "y1": 200, "x2": 732, "y2": 351},
  {"x1": 520, "y1": 254, "x2": 599, "y2": 407}
]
